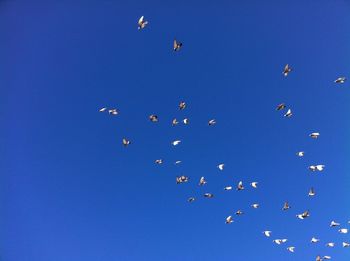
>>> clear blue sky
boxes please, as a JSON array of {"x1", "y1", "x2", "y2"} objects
[{"x1": 1, "y1": 1, "x2": 350, "y2": 260}]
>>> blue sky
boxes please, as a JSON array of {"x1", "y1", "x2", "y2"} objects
[{"x1": 1, "y1": 1, "x2": 350, "y2": 260}]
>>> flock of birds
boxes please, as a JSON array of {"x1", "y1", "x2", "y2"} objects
[{"x1": 98, "y1": 16, "x2": 349, "y2": 261}]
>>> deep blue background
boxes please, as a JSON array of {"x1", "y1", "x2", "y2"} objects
[{"x1": 1, "y1": 1, "x2": 350, "y2": 260}]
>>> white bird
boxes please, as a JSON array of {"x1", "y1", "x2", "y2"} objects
[
  {"x1": 310, "y1": 132, "x2": 320, "y2": 139},
  {"x1": 108, "y1": 109, "x2": 118, "y2": 115},
  {"x1": 155, "y1": 159, "x2": 163, "y2": 164},
  {"x1": 149, "y1": 114, "x2": 158, "y2": 122},
  {"x1": 217, "y1": 164, "x2": 225, "y2": 171},
  {"x1": 334, "y1": 77, "x2": 346, "y2": 84},
  {"x1": 226, "y1": 215, "x2": 233, "y2": 224},
  {"x1": 137, "y1": 16, "x2": 148, "y2": 30},
  {"x1": 179, "y1": 101, "x2": 186, "y2": 110},
  {"x1": 276, "y1": 103, "x2": 286, "y2": 111},
  {"x1": 237, "y1": 181, "x2": 244, "y2": 191},
  {"x1": 273, "y1": 239, "x2": 288, "y2": 245},
  {"x1": 176, "y1": 176, "x2": 189, "y2": 184},
  {"x1": 183, "y1": 118, "x2": 189, "y2": 125},
  {"x1": 283, "y1": 202, "x2": 290, "y2": 210},
  {"x1": 283, "y1": 64, "x2": 292, "y2": 77},
  {"x1": 122, "y1": 138, "x2": 131, "y2": 147},
  {"x1": 235, "y1": 210, "x2": 244, "y2": 216},
  {"x1": 339, "y1": 228, "x2": 348, "y2": 234},
  {"x1": 308, "y1": 187, "x2": 316, "y2": 197},
  {"x1": 173, "y1": 39, "x2": 183, "y2": 51},
  {"x1": 326, "y1": 242, "x2": 335, "y2": 247},
  {"x1": 323, "y1": 256, "x2": 331, "y2": 260},
  {"x1": 330, "y1": 221, "x2": 340, "y2": 227},
  {"x1": 224, "y1": 186, "x2": 233, "y2": 191},
  {"x1": 284, "y1": 108, "x2": 292, "y2": 117},
  {"x1": 208, "y1": 119, "x2": 216, "y2": 126},
  {"x1": 204, "y1": 193, "x2": 214, "y2": 198},
  {"x1": 297, "y1": 151, "x2": 304, "y2": 157},
  {"x1": 175, "y1": 160, "x2": 182, "y2": 165},
  {"x1": 251, "y1": 203, "x2": 259, "y2": 209},
  {"x1": 297, "y1": 210, "x2": 310, "y2": 219},
  {"x1": 187, "y1": 197, "x2": 195, "y2": 203},
  {"x1": 342, "y1": 242, "x2": 350, "y2": 247},
  {"x1": 263, "y1": 231, "x2": 272, "y2": 237},
  {"x1": 199, "y1": 176, "x2": 207, "y2": 186},
  {"x1": 309, "y1": 165, "x2": 325, "y2": 172},
  {"x1": 250, "y1": 182, "x2": 258, "y2": 188},
  {"x1": 311, "y1": 237, "x2": 320, "y2": 243},
  {"x1": 172, "y1": 140, "x2": 181, "y2": 146},
  {"x1": 99, "y1": 107, "x2": 107, "y2": 112},
  {"x1": 287, "y1": 246, "x2": 295, "y2": 253},
  {"x1": 172, "y1": 118, "x2": 179, "y2": 126}
]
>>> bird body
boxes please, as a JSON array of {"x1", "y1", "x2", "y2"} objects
[{"x1": 138, "y1": 16, "x2": 148, "y2": 29}]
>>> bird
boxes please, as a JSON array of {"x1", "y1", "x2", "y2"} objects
[
  {"x1": 179, "y1": 101, "x2": 186, "y2": 110},
  {"x1": 108, "y1": 109, "x2": 118, "y2": 115},
  {"x1": 172, "y1": 118, "x2": 179, "y2": 126},
  {"x1": 297, "y1": 151, "x2": 305, "y2": 157},
  {"x1": 237, "y1": 181, "x2": 244, "y2": 190},
  {"x1": 287, "y1": 246, "x2": 295, "y2": 253},
  {"x1": 208, "y1": 119, "x2": 216, "y2": 126},
  {"x1": 310, "y1": 132, "x2": 320, "y2": 139},
  {"x1": 199, "y1": 176, "x2": 207, "y2": 186},
  {"x1": 235, "y1": 210, "x2": 244, "y2": 215},
  {"x1": 176, "y1": 176, "x2": 189, "y2": 184},
  {"x1": 296, "y1": 210, "x2": 310, "y2": 219},
  {"x1": 122, "y1": 138, "x2": 131, "y2": 146},
  {"x1": 173, "y1": 39, "x2": 182, "y2": 51},
  {"x1": 309, "y1": 165, "x2": 325, "y2": 172},
  {"x1": 326, "y1": 242, "x2": 335, "y2": 247},
  {"x1": 308, "y1": 187, "x2": 316, "y2": 197},
  {"x1": 273, "y1": 239, "x2": 288, "y2": 245},
  {"x1": 311, "y1": 237, "x2": 320, "y2": 243},
  {"x1": 323, "y1": 256, "x2": 331, "y2": 260},
  {"x1": 149, "y1": 114, "x2": 158, "y2": 122},
  {"x1": 330, "y1": 221, "x2": 340, "y2": 227},
  {"x1": 284, "y1": 108, "x2": 292, "y2": 117},
  {"x1": 283, "y1": 64, "x2": 292, "y2": 76},
  {"x1": 204, "y1": 193, "x2": 214, "y2": 198},
  {"x1": 172, "y1": 140, "x2": 181, "y2": 146},
  {"x1": 155, "y1": 159, "x2": 163, "y2": 164},
  {"x1": 224, "y1": 186, "x2": 233, "y2": 191},
  {"x1": 217, "y1": 163, "x2": 225, "y2": 171},
  {"x1": 251, "y1": 203, "x2": 259, "y2": 209},
  {"x1": 175, "y1": 160, "x2": 182, "y2": 165},
  {"x1": 276, "y1": 103, "x2": 286, "y2": 111},
  {"x1": 226, "y1": 216, "x2": 233, "y2": 224},
  {"x1": 339, "y1": 228, "x2": 348, "y2": 234},
  {"x1": 334, "y1": 77, "x2": 346, "y2": 84},
  {"x1": 263, "y1": 231, "x2": 272, "y2": 237},
  {"x1": 250, "y1": 182, "x2": 258, "y2": 188},
  {"x1": 137, "y1": 16, "x2": 148, "y2": 30},
  {"x1": 183, "y1": 118, "x2": 189, "y2": 125},
  {"x1": 282, "y1": 202, "x2": 290, "y2": 210},
  {"x1": 316, "y1": 256, "x2": 322, "y2": 261},
  {"x1": 99, "y1": 107, "x2": 107, "y2": 112},
  {"x1": 187, "y1": 197, "x2": 195, "y2": 203},
  {"x1": 342, "y1": 242, "x2": 350, "y2": 247}
]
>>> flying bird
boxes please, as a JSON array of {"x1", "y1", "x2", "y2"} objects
[
  {"x1": 263, "y1": 231, "x2": 272, "y2": 237},
  {"x1": 137, "y1": 16, "x2": 148, "y2": 30},
  {"x1": 108, "y1": 109, "x2": 118, "y2": 115},
  {"x1": 309, "y1": 165, "x2": 325, "y2": 172},
  {"x1": 297, "y1": 151, "x2": 305, "y2": 157},
  {"x1": 339, "y1": 228, "x2": 348, "y2": 234},
  {"x1": 208, "y1": 119, "x2": 216, "y2": 126},
  {"x1": 99, "y1": 107, "x2": 107, "y2": 112},
  {"x1": 342, "y1": 242, "x2": 350, "y2": 247},
  {"x1": 284, "y1": 109, "x2": 292, "y2": 117},
  {"x1": 235, "y1": 210, "x2": 244, "y2": 215},
  {"x1": 199, "y1": 176, "x2": 207, "y2": 186},
  {"x1": 204, "y1": 193, "x2": 214, "y2": 198},
  {"x1": 179, "y1": 101, "x2": 186, "y2": 110},
  {"x1": 149, "y1": 115, "x2": 158, "y2": 122},
  {"x1": 172, "y1": 118, "x2": 179, "y2": 126},
  {"x1": 287, "y1": 246, "x2": 295, "y2": 253},
  {"x1": 250, "y1": 182, "x2": 258, "y2": 188},
  {"x1": 176, "y1": 176, "x2": 189, "y2": 184},
  {"x1": 172, "y1": 140, "x2": 181, "y2": 146},
  {"x1": 226, "y1": 216, "x2": 233, "y2": 224},
  {"x1": 323, "y1": 256, "x2": 331, "y2": 260},
  {"x1": 224, "y1": 186, "x2": 233, "y2": 191},
  {"x1": 276, "y1": 103, "x2": 286, "y2": 111},
  {"x1": 310, "y1": 132, "x2": 320, "y2": 139},
  {"x1": 155, "y1": 159, "x2": 163, "y2": 164},
  {"x1": 183, "y1": 118, "x2": 189, "y2": 125},
  {"x1": 311, "y1": 237, "x2": 320, "y2": 243},
  {"x1": 173, "y1": 39, "x2": 183, "y2": 51},
  {"x1": 308, "y1": 187, "x2": 316, "y2": 197},
  {"x1": 273, "y1": 239, "x2": 288, "y2": 245},
  {"x1": 283, "y1": 64, "x2": 292, "y2": 77},
  {"x1": 330, "y1": 221, "x2": 340, "y2": 227},
  {"x1": 237, "y1": 181, "x2": 244, "y2": 190},
  {"x1": 326, "y1": 242, "x2": 335, "y2": 247},
  {"x1": 175, "y1": 160, "x2": 182, "y2": 165},
  {"x1": 297, "y1": 210, "x2": 310, "y2": 219},
  {"x1": 217, "y1": 164, "x2": 225, "y2": 171},
  {"x1": 187, "y1": 197, "x2": 195, "y2": 203},
  {"x1": 334, "y1": 77, "x2": 346, "y2": 84},
  {"x1": 283, "y1": 202, "x2": 290, "y2": 210},
  {"x1": 251, "y1": 203, "x2": 259, "y2": 209},
  {"x1": 122, "y1": 138, "x2": 131, "y2": 147}
]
